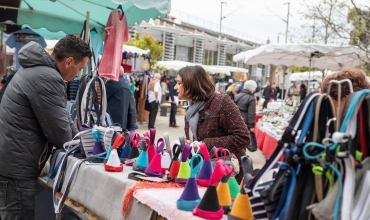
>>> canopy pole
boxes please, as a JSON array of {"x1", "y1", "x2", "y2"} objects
[
  {"x1": 83, "y1": 11, "x2": 90, "y2": 76},
  {"x1": 308, "y1": 57, "x2": 311, "y2": 93}
]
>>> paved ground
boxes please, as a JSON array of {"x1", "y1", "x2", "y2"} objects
[{"x1": 136, "y1": 107, "x2": 267, "y2": 170}]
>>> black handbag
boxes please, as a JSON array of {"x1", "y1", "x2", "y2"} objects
[{"x1": 247, "y1": 131, "x2": 257, "y2": 152}]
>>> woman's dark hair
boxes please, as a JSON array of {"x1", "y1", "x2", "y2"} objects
[
  {"x1": 300, "y1": 84, "x2": 306, "y2": 89},
  {"x1": 177, "y1": 65, "x2": 215, "y2": 101},
  {"x1": 321, "y1": 68, "x2": 370, "y2": 100},
  {"x1": 52, "y1": 34, "x2": 92, "y2": 63}
]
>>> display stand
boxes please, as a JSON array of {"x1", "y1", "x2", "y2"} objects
[{"x1": 82, "y1": 11, "x2": 90, "y2": 76}]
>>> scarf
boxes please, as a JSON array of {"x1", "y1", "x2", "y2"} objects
[{"x1": 185, "y1": 101, "x2": 206, "y2": 141}]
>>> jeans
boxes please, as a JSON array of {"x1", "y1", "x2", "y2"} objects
[
  {"x1": 148, "y1": 101, "x2": 159, "y2": 129},
  {"x1": 0, "y1": 174, "x2": 36, "y2": 220},
  {"x1": 170, "y1": 103, "x2": 177, "y2": 125}
]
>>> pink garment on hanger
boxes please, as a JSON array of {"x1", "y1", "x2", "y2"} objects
[{"x1": 98, "y1": 9, "x2": 129, "y2": 81}]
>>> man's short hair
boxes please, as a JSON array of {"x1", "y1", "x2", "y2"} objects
[
  {"x1": 52, "y1": 35, "x2": 92, "y2": 63},
  {"x1": 154, "y1": 73, "x2": 161, "y2": 80}
]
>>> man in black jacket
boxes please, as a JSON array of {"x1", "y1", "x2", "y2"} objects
[
  {"x1": 0, "y1": 35, "x2": 91, "y2": 219},
  {"x1": 106, "y1": 66, "x2": 137, "y2": 130},
  {"x1": 168, "y1": 76, "x2": 179, "y2": 127},
  {"x1": 262, "y1": 81, "x2": 272, "y2": 109}
]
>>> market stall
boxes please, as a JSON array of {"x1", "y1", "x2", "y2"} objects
[{"x1": 44, "y1": 130, "x2": 241, "y2": 220}]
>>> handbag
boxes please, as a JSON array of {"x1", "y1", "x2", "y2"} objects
[
  {"x1": 209, "y1": 147, "x2": 240, "y2": 174},
  {"x1": 242, "y1": 93, "x2": 320, "y2": 219},
  {"x1": 247, "y1": 131, "x2": 257, "y2": 152},
  {"x1": 80, "y1": 126, "x2": 115, "y2": 156}
]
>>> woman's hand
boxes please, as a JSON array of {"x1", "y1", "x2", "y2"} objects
[
  {"x1": 250, "y1": 128, "x2": 254, "y2": 133},
  {"x1": 186, "y1": 140, "x2": 201, "y2": 152}
]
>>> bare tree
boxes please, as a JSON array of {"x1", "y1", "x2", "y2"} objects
[
  {"x1": 294, "y1": 0, "x2": 370, "y2": 70},
  {"x1": 296, "y1": 0, "x2": 350, "y2": 44}
]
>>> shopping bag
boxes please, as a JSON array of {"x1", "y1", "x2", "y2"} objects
[{"x1": 247, "y1": 132, "x2": 257, "y2": 152}]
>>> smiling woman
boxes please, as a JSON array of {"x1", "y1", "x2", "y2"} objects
[{"x1": 175, "y1": 65, "x2": 250, "y2": 183}]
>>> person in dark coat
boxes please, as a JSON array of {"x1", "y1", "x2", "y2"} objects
[
  {"x1": 300, "y1": 83, "x2": 307, "y2": 103},
  {"x1": 175, "y1": 65, "x2": 250, "y2": 183},
  {"x1": 0, "y1": 36, "x2": 90, "y2": 219},
  {"x1": 275, "y1": 84, "x2": 282, "y2": 99},
  {"x1": 168, "y1": 76, "x2": 179, "y2": 127},
  {"x1": 262, "y1": 81, "x2": 272, "y2": 109},
  {"x1": 272, "y1": 83, "x2": 278, "y2": 101},
  {"x1": 235, "y1": 80, "x2": 257, "y2": 131},
  {"x1": 225, "y1": 83, "x2": 238, "y2": 101},
  {"x1": 106, "y1": 66, "x2": 137, "y2": 130}
]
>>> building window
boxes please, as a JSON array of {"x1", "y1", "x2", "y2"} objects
[
  {"x1": 226, "y1": 53, "x2": 234, "y2": 66},
  {"x1": 203, "y1": 50, "x2": 214, "y2": 65},
  {"x1": 188, "y1": 47, "x2": 194, "y2": 63},
  {"x1": 175, "y1": 45, "x2": 188, "y2": 61}
]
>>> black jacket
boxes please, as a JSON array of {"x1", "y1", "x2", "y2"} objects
[
  {"x1": 263, "y1": 85, "x2": 272, "y2": 99},
  {"x1": 168, "y1": 78, "x2": 178, "y2": 101},
  {"x1": 0, "y1": 73, "x2": 14, "y2": 104},
  {"x1": 0, "y1": 42, "x2": 78, "y2": 179},
  {"x1": 234, "y1": 89, "x2": 256, "y2": 129},
  {"x1": 226, "y1": 91, "x2": 235, "y2": 101},
  {"x1": 300, "y1": 88, "x2": 307, "y2": 101},
  {"x1": 106, "y1": 76, "x2": 137, "y2": 130}
]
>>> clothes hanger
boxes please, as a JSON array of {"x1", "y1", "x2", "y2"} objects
[
  {"x1": 117, "y1": 4, "x2": 124, "y2": 14},
  {"x1": 91, "y1": 27, "x2": 97, "y2": 33}
]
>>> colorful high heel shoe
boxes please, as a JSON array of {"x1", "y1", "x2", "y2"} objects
[
  {"x1": 167, "y1": 137, "x2": 185, "y2": 180},
  {"x1": 228, "y1": 177, "x2": 253, "y2": 220},
  {"x1": 104, "y1": 134, "x2": 125, "y2": 172},
  {"x1": 217, "y1": 161, "x2": 234, "y2": 214},
  {"x1": 196, "y1": 143, "x2": 213, "y2": 186},
  {"x1": 147, "y1": 128, "x2": 156, "y2": 162},
  {"x1": 133, "y1": 136, "x2": 150, "y2": 172},
  {"x1": 125, "y1": 132, "x2": 140, "y2": 166},
  {"x1": 120, "y1": 131, "x2": 131, "y2": 159},
  {"x1": 177, "y1": 154, "x2": 204, "y2": 211},
  {"x1": 145, "y1": 138, "x2": 165, "y2": 177},
  {"x1": 175, "y1": 144, "x2": 192, "y2": 184},
  {"x1": 193, "y1": 162, "x2": 226, "y2": 219}
]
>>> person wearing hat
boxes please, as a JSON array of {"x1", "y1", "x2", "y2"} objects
[{"x1": 225, "y1": 78, "x2": 233, "y2": 91}]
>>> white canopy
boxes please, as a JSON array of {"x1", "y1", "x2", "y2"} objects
[
  {"x1": 289, "y1": 71, "x2": 323, "y2": 82},
  {"x1": 233, "y1": 43, "x2": 370, "y2": 70},
  {"x1": 157, "y1": 60, "x2": 231, "y2": 76},
  {"x1": 289, "y1": 70, "x2": 336, "y2": 82},
  {"x1": 211, "y1": 65, "x2": 249, "y2": 73},
  {"x1": 122, "y1": 45, "x2": 150, "y2": 55}
]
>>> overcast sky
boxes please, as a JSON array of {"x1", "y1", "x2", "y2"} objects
[{"x1": 170, "y1": 0, "x2": 308, "y2": 44}]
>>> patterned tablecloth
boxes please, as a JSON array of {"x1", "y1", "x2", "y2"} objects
[{"x1": 133, "y1": 188, "x2": 228, "y2": 220}]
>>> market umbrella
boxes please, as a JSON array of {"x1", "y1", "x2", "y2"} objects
[
  {"x1": 288, "y1": 71, "x2": 336, "y2": 82},
  {"x1": 211, "y1": 65, "x2": 249, "y2": 73},
  {"x1": 233, "y1": 43, "x2": 370, "y2": 71},
  {"x1": 0, "y1": 0, "x2": 171, "y2": 34},
  {"x1": 233, "y1": 43, "x2": 370, "y2": 96}
]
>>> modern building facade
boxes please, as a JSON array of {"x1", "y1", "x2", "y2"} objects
[{"x1": 129, "y1": 12, "x2": 272, "y2": 83}]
